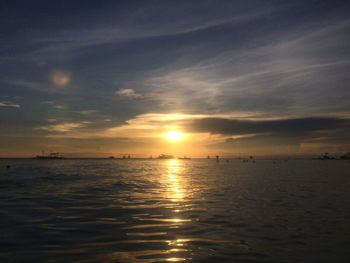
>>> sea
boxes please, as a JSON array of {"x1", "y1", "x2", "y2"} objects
[{"x1": 0, "y1": 159, "x2": 349, "y2": 262}]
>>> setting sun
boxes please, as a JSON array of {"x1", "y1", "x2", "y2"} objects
[{"x1": 166, "y1": 131, "x2": 185, "y2": 141}]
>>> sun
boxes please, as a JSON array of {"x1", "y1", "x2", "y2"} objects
[{"x1": 166, "y1": 131, "x2": 185, "y2": 141}]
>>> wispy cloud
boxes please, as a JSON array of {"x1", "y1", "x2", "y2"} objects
[
  {"x1": 0, "y1": 101, "x2": 20, "y2": 108},
  {"x1": 37, "y1": 122, "x2": 87, "y2": 133},
  {"x1": 116, "y1": 88, "x2": 144, "y2": 99},
  {"x1": 9, "y1": 3, "x2": 278, "y2": 62},
  {"x1": 143, "y1": 18, "x2": 350, "y2": 116},
  {"x1": 5, "y1": 79, "x2": 69, "y2": 93},
  {"x1": 40, "y1": 101, "x2": 67, "y2": 110},
  {"x1": 79, "y1": 109, "x2": 98, "y2": 115}
]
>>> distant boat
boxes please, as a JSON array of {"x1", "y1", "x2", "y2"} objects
[
  {"x1": 318, "y1": 152, "x2": 335, "y2": 160},
  {"x1": 157, "y1": 154, "x2": 174, "y2": 159},
  {"x1": 178, "y1": 156, "x2": 191, "y2": 160},
  {"x1": 108, "y1": 156, "x2": 115, "y2": 159},
  {"x1": 35, "y1": 152, "x2": 65, "y2": 159}
]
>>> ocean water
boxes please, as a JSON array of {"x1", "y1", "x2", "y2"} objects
[{"x1": 0, "y1": 159, "x2": 349, "y2": 263}]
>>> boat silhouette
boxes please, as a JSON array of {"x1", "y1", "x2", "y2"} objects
[
  {"x1": 35, "y1": 151, "x2": 65, "y2": 159},
  {"x1": 178, "y1": 156, "x2": 191, "y2": 160},
  {"x1": 157, "y1": 154, "x2": 174, "y2": 159}
]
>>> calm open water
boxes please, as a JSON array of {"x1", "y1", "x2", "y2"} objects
[{"x1": 0, "y1": 159, "x2": 349, "y2": 262}]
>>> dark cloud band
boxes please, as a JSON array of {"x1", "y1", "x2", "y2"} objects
[{"x1": 187, "y1": 117, "x2": 349, "y2": 136}]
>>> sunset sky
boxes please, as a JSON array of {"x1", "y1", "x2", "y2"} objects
[{"x1": 1, "y1": 0, "x2": 350, "y2": 157}]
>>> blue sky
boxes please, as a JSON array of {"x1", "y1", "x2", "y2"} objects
[{"x1": 1, "y1": 0, "x2": 350, "y2": 156}]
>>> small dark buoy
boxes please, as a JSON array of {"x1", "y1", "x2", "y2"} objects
[{"x1": 6, "y1": 165, "x2": 11, "y2": 169}]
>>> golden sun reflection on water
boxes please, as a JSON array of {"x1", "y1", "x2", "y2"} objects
[
  {"x1": 166, "y1": 159, "x2": 186, "y2": 202},
  {"x1": 116, "y1": 159, "x2": 193, "y2": 262},
  {"x1": 163, "y1": 159, "x2": 192, "y2": 262}
]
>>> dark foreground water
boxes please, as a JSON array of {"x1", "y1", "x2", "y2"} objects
[{"x1": 0, "y1": 159, "x2": 349, "y2": 263}]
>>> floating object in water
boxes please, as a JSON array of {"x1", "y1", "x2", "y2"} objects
[{"x1": 6, "y1": 165, "x2": 10, "y2": 169}]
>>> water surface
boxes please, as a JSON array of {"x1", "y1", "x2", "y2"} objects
[{"x1": 1, "y1": 159, "x2": 349, "y2": 262}]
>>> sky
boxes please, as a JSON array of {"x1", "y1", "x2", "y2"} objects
[{"x1": 1, "y1": 0, "x2": 350, "y2": 157}]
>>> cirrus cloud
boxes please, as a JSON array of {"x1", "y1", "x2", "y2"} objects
[{"x1": 0, "y1": 101, "x2": 20, "y2": 108}]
